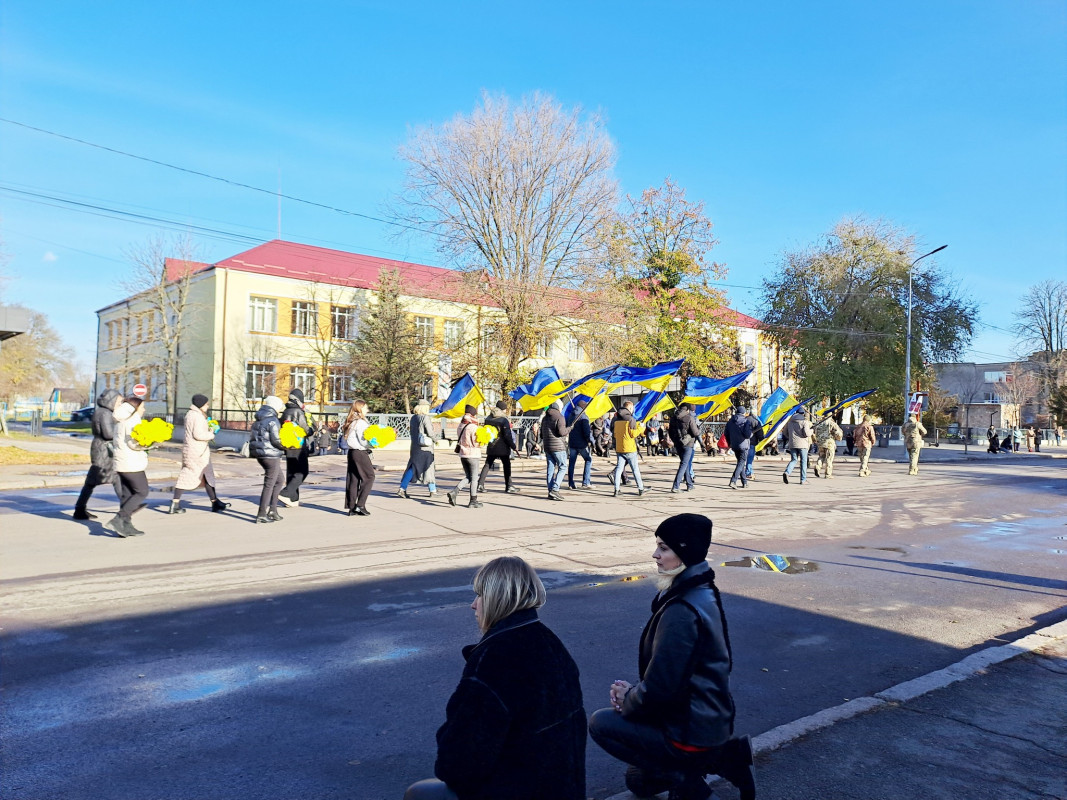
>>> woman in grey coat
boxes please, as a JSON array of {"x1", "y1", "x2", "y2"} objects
[
  {"x1": 73, "y1": 388, "x2": 123, "y2": 520},
  {"x1": 397, "y1": 401, "x2": 439, "y2": 499}
]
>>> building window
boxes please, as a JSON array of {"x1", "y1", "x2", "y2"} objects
[
  {"x1": 482, "y1": 325, "x2": 498, "y2": 354},
  {"x1": 984, "y1": 371, "x2": 1007, "y2": 383},
  {"x1": 536, "y1": 334, "x2": 554, "y2": 358},
  {"x1": 414, "y1": 316, "x2": 435, "y2": 347},
  {"x1": 291, "y1": 302, "x2": 318, "y2": 337},
  {"x1": 249, "y1": 297, "x2": 278, "y2": 333},
  {"x1": 289, "y1": 366, "x2": 317, "y2": 403},
  {"x1": 567, "y1": 335, "x2": 583, "y2": 361},
  {"x1": 443, "y1": 319, "x2": 464, "y2": 349},
  {"x1": 418, "y1": 376, "x2": 433, "y2": 401},
  {"x1": 332, "y1": 305, "x2": 358, "y2": 340},
  {"x1": 328, "y1": 367, "x2": 355, "y2": 403},
  {"x1": 246, "y1": 363, "x2": 276, "y2": 400}
]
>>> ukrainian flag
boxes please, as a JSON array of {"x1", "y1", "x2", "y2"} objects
[
  {"x1": 431, "y1": 373, "x2": 485, "y2": 419},
  {"x1": 682, "y1": 369, "x2": 753, "y2": 419},
  {"x1": 560, "y1": 365, "x2": 619, "y2": 401},
  {"x1": 509, "y1": 367, "x2": 567, "y2": 412},
  {"x1": 819, "y1": 388, "x2": 876, "y2": 419},
  {"x1": 756, "y1": 395, "x2": 814, "y2": 451},
  {"x1": 564, "y1": 391, "x2": 615, "y2": 421},
  {"x1": 758, "y1": 387, "x2": 792, "y2": 425},
  {"x1": 633, "y1": 390, "x2": 676, "y2": 423},
  {"x1": 610, "y1": 359, "x2": 685, "y2": 392}
]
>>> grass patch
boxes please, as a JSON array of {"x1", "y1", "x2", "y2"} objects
[{"x1": 0, "y1": 447, "x2": 89, "y2": 466}]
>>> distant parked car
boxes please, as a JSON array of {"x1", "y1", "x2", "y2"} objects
[{"x1": 70, "y1": 406, "x2": 95, "y2": 422}]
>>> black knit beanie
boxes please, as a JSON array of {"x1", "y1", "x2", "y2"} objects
[
  {"x1": 289, "y1": 388, "x2": 305, "y2": 404},
  {"x1": 464, "y1": 404, "x2": 477, "y2": 415},
  {"x1": 191, "y1": 394, "x2": 209, "y2": 409},
  {"x1": 495, "y1": 400, "x2": 508, "y2": 411},
  {"x1": 655, "y1": 513, "x2": 712, "y2": 566}
]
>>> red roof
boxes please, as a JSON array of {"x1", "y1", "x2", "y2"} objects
[{"x1": 203, "y1": 239, "x2": 763, "y2": 328}]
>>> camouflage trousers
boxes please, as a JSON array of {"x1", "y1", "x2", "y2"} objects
[
  {"x1": 907, "y1": 446, "x2": 921, "y2": 475},
  {"x1": 817, "y1": 442, "x2": 836, "y2": 477},
  {"x1": 857, "y1": 446, "x2": 872, "y2": 476}
]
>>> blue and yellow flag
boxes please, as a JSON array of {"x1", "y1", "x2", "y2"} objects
[
  {"x1": 758, "y1": 387, "x2": 792, "y2": 425},
  {"x1": 756, "y1": 394, "x2": 815, "y2": 451},
  {"x1": 819, "y1": 389, "x2": 876, "y2": 419},
  {"x1": 564, "y1": 391, "x2": 615, "y2": 421},
  {"x1": 633, "y1": 390, "x2": 676, "y2": 423},
  {"x1": 431, "y1": 373, "x2": 485, "y2": 419},
  {"x1": 509, "y1": 367, "x2": 567, "y2": 412},
  {"x1": 609, "y1": 359, "x2": 685, "y2": 392},
  {"x1": 559, "y1": 365, "x2": 619, "y2": 401},
  {"x1": 683, "y1": 369, "x2": 752, "y2": 420}
]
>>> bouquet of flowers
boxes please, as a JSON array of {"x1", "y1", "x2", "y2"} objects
[
  {"x1": 207, "y1": 417, "x2": 221, "y2": 434},
  {"x1": 130, "y1": 417, "x2": 174, "y2": 450},
  {"x1": 279, "y1": 421, "x2": 306, "y2": 449},
  {"x1": 475, "y1": 425, "x2": 499, "y2": 447},
  {"x1": 364, "y1": 424, "x2": 397, "y2": 449}
]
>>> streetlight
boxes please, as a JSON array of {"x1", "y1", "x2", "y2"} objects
[{"x1": 904, "y1": 244, "x2": 948, "y2": 424}]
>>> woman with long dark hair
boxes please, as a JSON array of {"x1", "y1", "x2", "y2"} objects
[{"x1": 342, "y1": 398, "x2": 375, "y2": 516}]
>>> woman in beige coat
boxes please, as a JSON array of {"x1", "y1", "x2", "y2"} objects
[{"x1": 170, "y1": 394, "x2": 230, "y2": 514}]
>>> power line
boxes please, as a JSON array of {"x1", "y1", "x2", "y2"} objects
[{"x1": 0, "y1": 117, "x2": 428, "y2": 235}]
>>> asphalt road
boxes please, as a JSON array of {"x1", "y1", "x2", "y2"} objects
[{"x1": 2, "y1": 452, "x2": 1065, "y2": 799}]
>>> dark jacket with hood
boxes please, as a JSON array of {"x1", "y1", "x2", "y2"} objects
[
  {"x1": 281, "y1": 396, "x2": 311, "y2": 457},
  {"x1": 668, "y1": 408, "x2": 702, "y2": 451},
  {"x1": 724, "y1": 412, "x2": 754, "y2": 450},
  {"x1": 248, "y1": 405, "x2": 286, "y2": 459},
  {"x1": 567, "y1": 408, "x2": 592, "y2": 449},
  {"x1": 434, "y1": 608, "x2": 586, "y2": 800},
  {"x1": 621, "y1": 561, "x2": 736, "y2": 747},
  {"x1": 90, "y1": 388, "x2": 123, "y2": 475},
  {"x1": 541, "y1": 406, "x2": 570, "y2": 453},
  {"x1": 483, "y1": 407, "x2": 517, "y2": 457}
]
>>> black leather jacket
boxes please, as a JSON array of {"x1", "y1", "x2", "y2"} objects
[
  {"x1": 248, "y1": 406, "x2": 285, "y2": 459},
  {"x1": 622, "y1": 562, "x2": 736, "y2": 747},
  {"x1": 668, "y1": 409, "x2": 701, "y2": 450},
  {"x1": 281, "y1": 401, "x2": 311, "y2": 456},
  {"x1": 90, "y1": 388, "x2": 122, "y2": 470}
]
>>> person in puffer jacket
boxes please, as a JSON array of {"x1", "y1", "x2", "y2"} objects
[
  {"x1": 590, "y1": 514, "x2": 756, "y2": 800},
  {"x1": 478, "y1": 401, "x2": 519, "y2": 494},
  {"x1": 248, "y1": 395, "x2": 287, "y2": 524},
  {"x1": 107, "y1": 396, "x2": 150, "y2": 538},
  {"x1": 73, "y1": 388, "x2": 123, "y2": 520}
]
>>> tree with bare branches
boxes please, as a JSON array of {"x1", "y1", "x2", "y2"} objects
[
  {"x1": 995, "y1": 364, "x2": 1041, "y2": 427},
  {"x1": 122, "y1": 234, "x2": 202, "y2": 418},
  {"x1": 396, "y1": 92, "x2": 618, "y2": 394},
  {"x1": 1013, "y1": 279, "x2": 1067, "y2": 405}
]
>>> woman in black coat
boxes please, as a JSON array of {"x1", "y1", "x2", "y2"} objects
[
  {"x1": 589, "y1": 514, "x2": 756, "y2": 800},
  {"x1": 404, "y1": 556, "x2": 586, "y2": 800},
  {"x1": 73, "y1": 388, "x2": 123, "y2": 520},
  {"x1": 247, "y1": 395, "x2": 287, "y2": 524}
]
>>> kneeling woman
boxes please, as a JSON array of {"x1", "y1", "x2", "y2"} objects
[{"x1": 404, "y1": 557, "x2": 586, "y2": 800}]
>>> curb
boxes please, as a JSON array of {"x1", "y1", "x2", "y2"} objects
[{"x1": 606, "y1": 615, "x2": 1067, "y2": 800}]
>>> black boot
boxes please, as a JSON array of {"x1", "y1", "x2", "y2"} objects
[
  {"x1": 211, "y1": 500, "x2": 231, "y2": 512},
  {"x1": 666, "y1": 773, "x2": 711, "y2": 800},
  {"x1": 625, "y1": 766, "x2": 680, "y2": 798},
  {"x1": 717, "y1": 735, "x2": 756, "y2": 800},
  {"x1": 73, "y1": 508, "x2": 97, "y2": 520},
  {"x1": 168, "y1": 500, "x2": 186, "y2": 514}
]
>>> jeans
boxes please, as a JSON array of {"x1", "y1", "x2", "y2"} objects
[
  {"x1": 730, "y1": 443, "x2": 749, "y2": 486},
  {"x1": 403, "y1": 779, "x2": 458, "y2": 800},
  {"x1": 613, "y1": 451, "x2": 644, "y2": 490},
  {"x1": 784, "y1": 447, "x2": 808, "y2": 482},
  {"x1": 256, "y1": 457, "x2": 285, "y2": 515},
  {"x1": 568, "y1": 446, "x2": 592, "y2": 487},
  {"x1": 546, "y1": 450, "x2": 567, "y2": 492},
  {"x1": 745, "y1": 442, "x2": 756, "y2": 477},
  {"x1": 399, "y1": 464, "x2": 437, "y2": 493},
  {"x1": 672, "y1": 445, "x2": 695, "y2": 490}
]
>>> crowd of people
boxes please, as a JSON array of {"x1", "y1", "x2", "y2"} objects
[{"x1": 72, "y1": 388, "x2": 1058, "y2": 535}]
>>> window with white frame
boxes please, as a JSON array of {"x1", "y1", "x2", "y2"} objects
[
  {"x1": 567, "y1": 335, "x2": 583, "y2": 361},
  {"x1": 291, "y1": 302, "x2": 318, "y2": 337},
  {"x1": 536, "y1": 334, "x2": 554, "y2": 358},
  {"x1": 249, "y1": 297, "x2": 278, "y2": 333},
  {"x1": 328, "y1": 367, "x2": 355, "y2": 403},
  {"x1": 289, "y1": 366, "x2": 317, "y2": 403},
  {"x1": 246, "y1": 363, "x2": 276, "y2": 399},
  {"x1": 984, "y1": 371, "x2": 1007, "y2": 383},
  {"x1": 332, "y1": 305, "x2": 358, "y2": 340},
  {"x1": 443, "y1": 319, "x2": 464, "y2": 349},
  {"x1": 744, "y1": 344, "x2": 756, "y2": 368},
  {"x1": 482, "y1": 325, "x2": 498, "y2": 353},
  {"x1": 414, "y1": 316, "x2": 435, "y2": 347}
]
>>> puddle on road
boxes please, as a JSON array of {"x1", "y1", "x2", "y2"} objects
[
  {"x1": 846, "y1": 546, "x2": 907, "y2": 554},
  {"x1": 721, "y1": 555, "x2": 819, "y2": 574}
]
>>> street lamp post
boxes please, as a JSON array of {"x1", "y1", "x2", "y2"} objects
[{"x1": 904, "y1": 244, "x2": 948, "y2": 424}]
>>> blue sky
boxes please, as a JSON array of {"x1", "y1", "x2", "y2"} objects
[{"x1": 1, "y1": 1, "x2": 1064, "y2": 369}]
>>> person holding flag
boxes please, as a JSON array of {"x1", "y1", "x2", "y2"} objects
[
  {"x1": 612, "y1": 401, "x2": 646, "y2": 497},
  {"x1": 566, "y1": 399, "x2": 594, "y2": 491},
  {"x1": 542, "y1": 400, "x2": 574, "y2": 501},
  {"x1": 782, "y1": 408, "x2": 814, "y2": 484},
  {"x1": 724, "y1": 406, "x2": 754, "y2": 489},
  {"x1": 447, "y1": 405, "x2": 483, "y2": 509},
  {"x1": 744, "y1": 409, "x2": 763, "y2": 480},
  {"x1": 478, "y1": 400, "x2": 520, "y2": 494}
]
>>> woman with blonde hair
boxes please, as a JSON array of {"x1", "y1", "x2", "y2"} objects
[
  {"x1": 404, "y1": 556, "x2": 586, "y2": 800},
  {"x1": 342, "y1": 398, "x2": 375, "y2": 516}
]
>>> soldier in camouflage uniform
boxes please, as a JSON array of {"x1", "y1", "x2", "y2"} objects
[
  {"x1": 853, "y1": 414, "x2": 877, "y2": 477},
  {"x1": 902, "y1": 414, "x2": 927, "y2": 475},
  {"x1": 812, "y1": 414, "x2": 843, "y2": 478}
]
